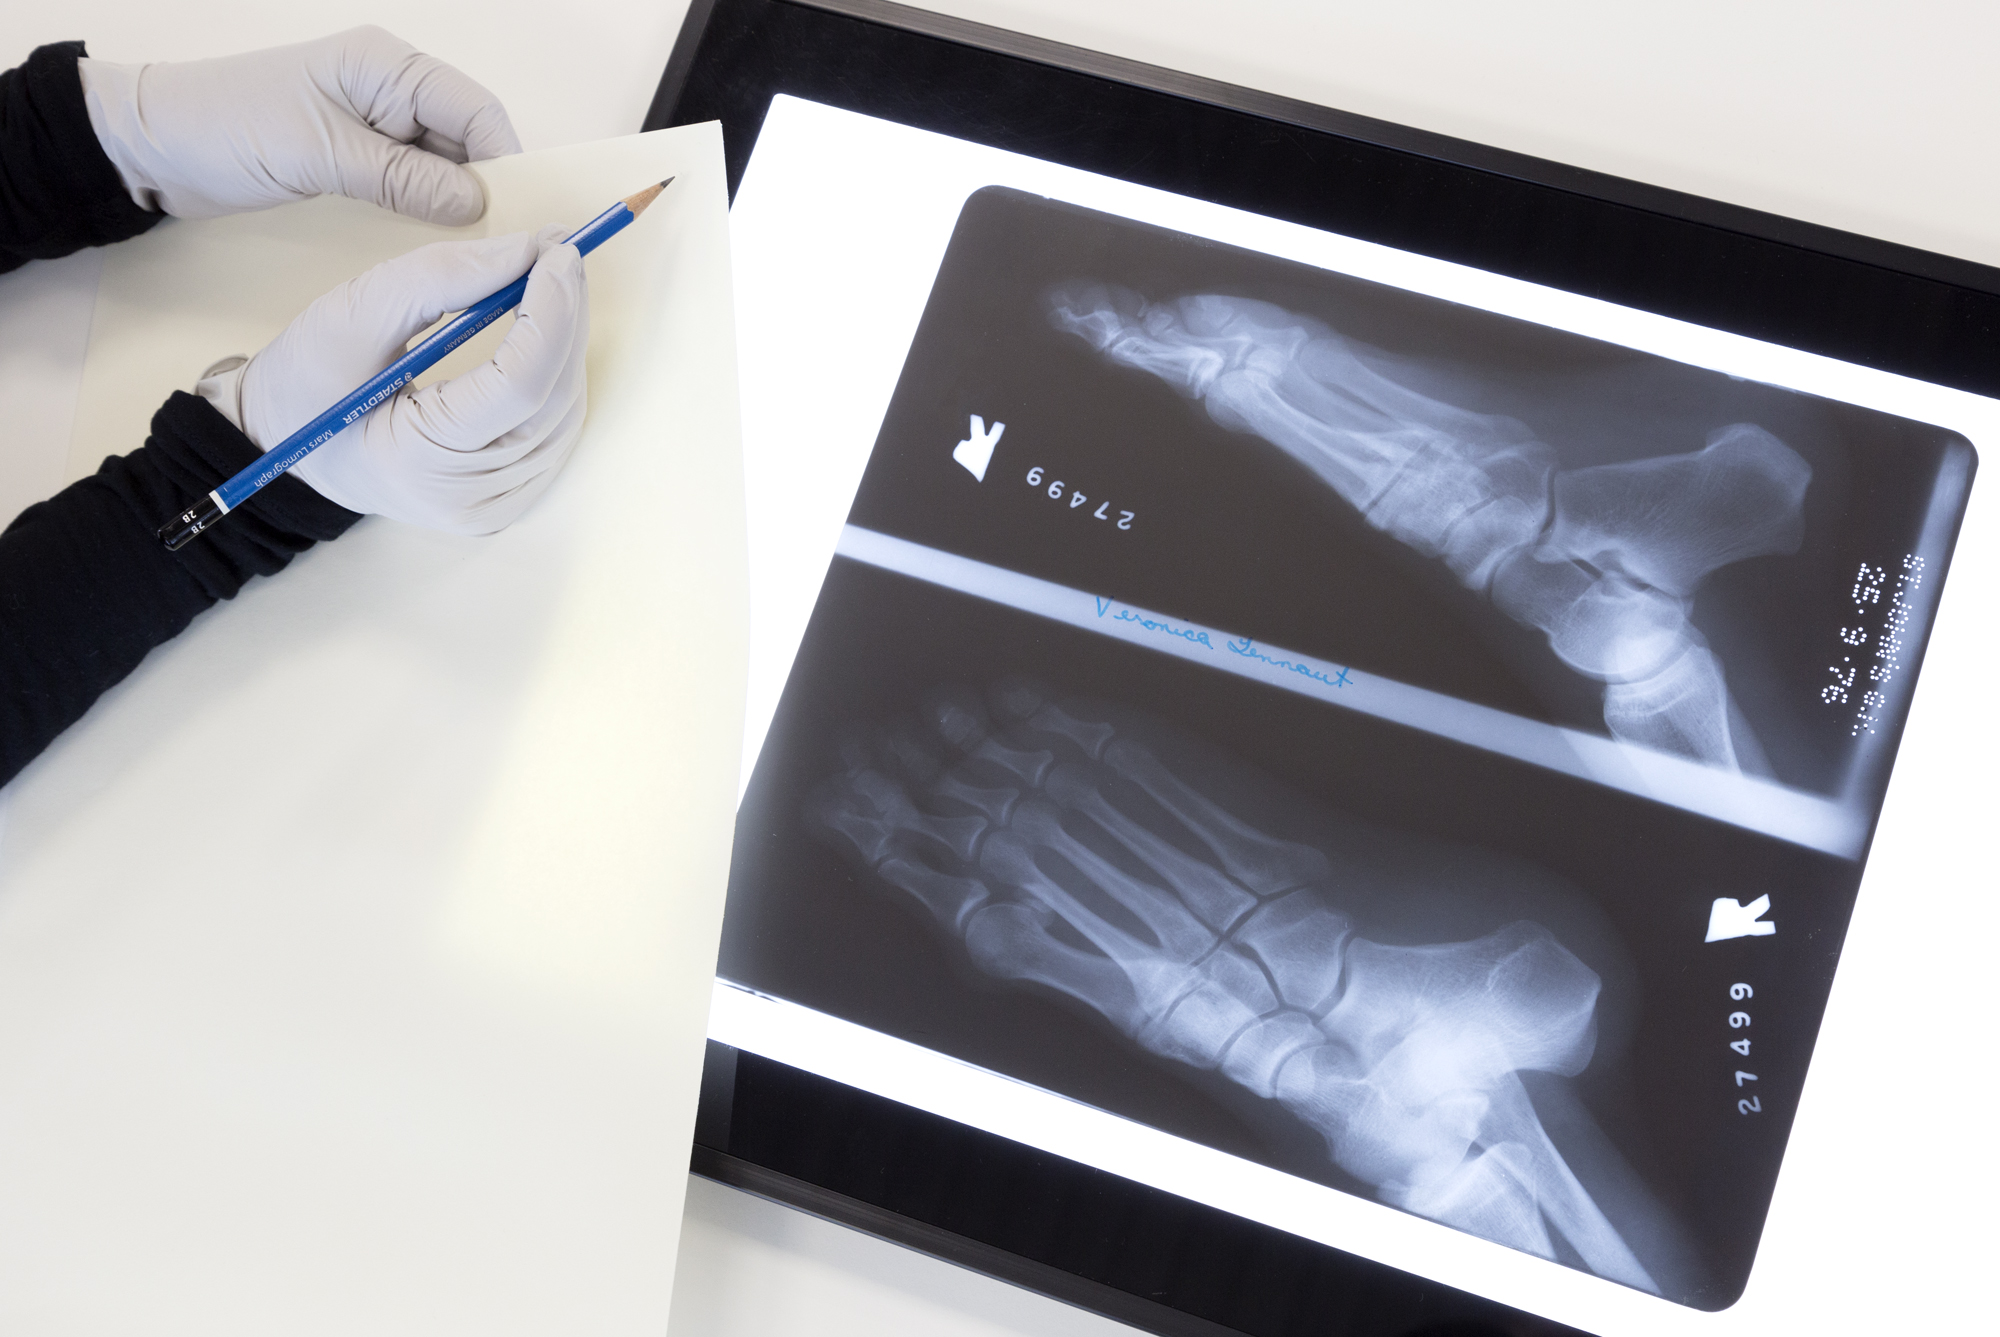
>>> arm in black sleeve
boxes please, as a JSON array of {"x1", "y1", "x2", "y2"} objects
[
  {"x1": 0, "y1": 40, "x2": 160, "y2": 272},
  {"x1": 0, "y1": 392, "x2": 361, "y2": 786}
]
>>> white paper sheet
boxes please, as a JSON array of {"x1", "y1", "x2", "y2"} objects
[{"x1": 0, "y1": 126, "x2": 743, "y2": 1336}]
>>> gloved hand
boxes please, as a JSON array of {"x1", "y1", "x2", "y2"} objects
[
  {"x1": 197, "y1": 228, "x2": 590, "y2": 536},
  {"x1": 79, "y1": 26, "x2": 519, "y2": 224}
]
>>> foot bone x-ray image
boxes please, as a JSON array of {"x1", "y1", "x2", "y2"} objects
[
  {"x1": 1048, "y1": 286, "x2": 1813, "y2": 772},
  {"x1": 812, "y1": 679, "x2": 1667, "y2": 1292}
]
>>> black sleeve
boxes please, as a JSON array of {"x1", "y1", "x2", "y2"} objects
[
  {"x1": 0, "y1": 40, "x2": 161, "y2": 272},
  {"x1": 0, "y1": 392, "x2": 362, "y2": 786}
]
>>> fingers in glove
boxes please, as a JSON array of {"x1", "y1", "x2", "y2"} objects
[
  {"x1": 324, "y1": 26, "x2": 521, "y2": 224},
  {"x1": 410, "y1": 233, "x2": 589, "y2": 451},
  {"x1": 385, "y1": 251, "x2": 590, "y2": 535},
  {"x1": 332, "y1": 135, "x2": 486, "y2": 226},
  {"x1": 399, "y1": 65, "x2": 520, "y2": 165},
  {"x1": 435, "y1": 345, "x2": 591, "y2": 535},
  {"x1": 446, "y1": 260, "x2": 592, "y2": 474},
  {"x1": 341, "y1": 26, "x2": 521, "y2": 160},
  {"x1": 240, "y1": 231, "x2": 542, "y2": 449},
  {"x1": 344, "y1": 230, "x2": 545, "y2": 357}
]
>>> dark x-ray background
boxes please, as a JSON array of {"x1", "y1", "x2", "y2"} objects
[
  {"x1": 719, "y1": 188, "x2": 1969, "y2": 1309},
  {"x1": 844, "y1": 187, "x2": 1972, "y2": 799}
]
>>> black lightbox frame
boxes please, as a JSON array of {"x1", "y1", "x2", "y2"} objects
[{"x1": 644, "y1": 3, "x2": 1996, "y2": 1333}]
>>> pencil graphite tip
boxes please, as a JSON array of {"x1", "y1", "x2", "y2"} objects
[{"x1": 624, "y1": 177, "x2": 675, "y2": 217}]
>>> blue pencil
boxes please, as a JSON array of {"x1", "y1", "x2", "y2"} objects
[{"x1": 158, "y1": 178, "x2": 674, "y2": 551}]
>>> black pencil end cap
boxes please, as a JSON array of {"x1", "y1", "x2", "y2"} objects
[{"x1": 158, "y1": 497, "x2": 225, "y2": 551}]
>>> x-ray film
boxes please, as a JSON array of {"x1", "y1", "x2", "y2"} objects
[{"x1": 721, "y1": 176, "x2": 1974, "y2": 1311}]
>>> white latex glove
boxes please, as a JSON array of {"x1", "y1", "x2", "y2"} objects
[
  {"x1": 197, "y1": 228, "x2": 590, "y2": 536},
  {"x1": 79, "y1": 26, "x2": 520, "y2": 223}
]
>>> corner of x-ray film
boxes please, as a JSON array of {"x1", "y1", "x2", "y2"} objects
[
  {"x1": 1045, "y1": 282, "x2": 1812, "y2": 778},
  {"x1": 810, "y1": 678, "x2": 1703, "y2": 1298}
]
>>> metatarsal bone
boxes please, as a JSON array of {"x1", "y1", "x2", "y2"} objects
[
  {"x1": 1101, "y1": 739, "x2": 1331, "y2": 896},
  {"x1": 1357, "y1": 436, "x2": 1555, "y2": 586},
  {"x1": 977, "y1": 826, "x2": 1206, "y2": 1025},
  {"x1": 965, "y1": 902, "x2": 1149, "y2": 1036},
  {"x1": 1044, "y1": 761, "x2": 1260, "y2": 931},
  {"x1": 1002, "y1": 799, "x2": 1218, "y2": 965}
]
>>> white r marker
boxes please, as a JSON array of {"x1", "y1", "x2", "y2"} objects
[
  {"x1": 1706, "y1": 895, "x2": 1777, "y2": 942},
  {"x1": 952, "y1": 414, "x2": 1005, "y2": 481}
]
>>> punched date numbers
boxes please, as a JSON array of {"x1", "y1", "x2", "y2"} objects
[
  {"x1": 1025, "y1": 466, "x2": 1135, "y2": 531},
  {"x1": 1727, "y1": 982, "x2": 1762, "y2": 1115}
]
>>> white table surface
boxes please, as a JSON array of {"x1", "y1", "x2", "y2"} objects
[{"x1": 3, "y1": 3, "x2": 1996, "y2": 1334}]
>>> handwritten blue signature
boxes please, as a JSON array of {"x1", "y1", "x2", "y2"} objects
[
  {"x1": 1095, "y1": 597, "x2": 1212, "y2": 647},
  {"x1": 1091, "y1": 597, "x2": 1352, "y2": 689},
  {"x1": 1226, "y1": 637, "x2": 1352, "y2": 688}
]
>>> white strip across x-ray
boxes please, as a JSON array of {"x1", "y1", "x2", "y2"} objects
[{"x1": 836, "y1": 524, "x2": 1864, "y2": 858}]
